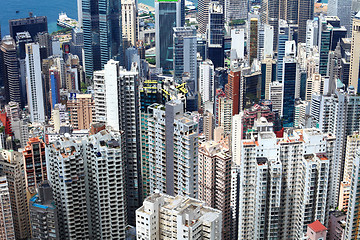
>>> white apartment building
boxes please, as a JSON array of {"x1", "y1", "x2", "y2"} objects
[
  {"x1": 25, "y1": 43, "x2": 45, "y2": 123},
  {"x1": 343, "y1": 133, "x2": 360, "y2": 181},
  {"x1": 237, "y1": 128, "x2": 334, "y2": 239},
  {"x1": 46, "y1": 129, "x2": 127, "y2": 239},
  {"x1": 146, "y1": 100, "x2": 199, "y2": 198},
  {"x1": 122, "y1": 0, "x2": 137, "y2": 45},
  {"x1": 199, "y1": 60, "x2": 215, "y2": 103},
  {"x1": 93, "y1": 59, "x2": 142, "y2": 222},
  {"x1": 0, "y1": 176, "x2": 15, "y2": 240},
  {"x1": 136, "y1": 192, "x2": 222, "y2": 240}
]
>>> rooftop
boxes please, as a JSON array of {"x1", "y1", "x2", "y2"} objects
[{"x1": 308, "y1": 220, "x2": 327, "y2": 233}]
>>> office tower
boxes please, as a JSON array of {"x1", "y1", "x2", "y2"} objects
[
  {"x1": 319, "y1": 17, "x2": 332, "y2": 76},
  {"x1": 231, "y1": 29, "x2": 245, "y2": 60},
  {"x1": 225, "y1": 0, "x2": 247, "y2": 22},
  {"x1": 261, "y1": 0, "x2": 280, "y2": 50},
  {"x1": 277, "y1": 20, "x2": 289, "y2": 82},
  {"x1": 22, "y1": 137, "x2": 46, "y2": 194},
  {"x1": 344, "y1": 150, "x2": 360, "y2": 239},
  {"x1": 9, "y1": 14, "x2": 47, "y2": 40},
  {"x1": 207, "y1": 2, "x2": 224, "y2": 68},
  {"x1": 261, "y1": 57, "x2": 277, "y2": 99},
  {"x1": 328, "y1": 0, "x2": 352, "y2": 33},
  {"x1": 294, "y1": 100, "x2": 309, "y2": 127},
  {"x1": 155, "y1": 0, "x2": 183, "y2": 71},
  {"x1": 47, "y1": 129, "x2": 127, "y2": 239},
  {"x1": 282, "y1": 56, "x2": 297, "y2": 126},
  {"x1": 145, "y1": 100, "x2": 198, "y2": 197},
  {"x1": 173, "y1": 26, "x2": 197, "y2": 87},
  {"x1": 263, "y1": 24, "x2": 274, "y2": 58},
  {"x1": 122, "y1": 0, "x2": 137, "y2": 46},
  {"x1": 198, "y1": 141, "x2": 231, "y2": 239},
  {"x1": 25, "y1": 43, "x2": 45, "y2": 123},
  {"x1": 198, "y1": 0, "x2": 211, "y2": 34},
  {"x1": 298, "y1": 0, "x2": 315, "y2": 43},
  {"x1": 29, "y1": 181, "x2": 59, "y2": 240},
  {"x1": 49, "y1": 70, "x2": 60, "y2": 110},
  {"x1": 70, "y1": 28, "x2": 84, "y2": 64},
  {"x1": 82, "y1": 0, "x2": 123, "y2": 77},
  {"x1": 0, "y1": 36, "x2": 21, "y2": 104},
  {"x1": 0, "y1": 150, "x2": 30, "y2": 240},
  {"x1": 136, "y1": 193, "x2": 222, "y2": 239},
  {"x1": 237, "y1": 128, "x2": 334, "y2": 239},
  {"x1": 94, "y1": 60, "x2": 141, "y2": 224},
  {"x1": 67, "y1": 94, "x2": 94, "y2": 130},
  {"x1": 349, "y1": 12, "x2": 360, "y2": 93},
  {"x1": 270, "y1": 81, "x2": 283, "y2": 116},
  {"x1": 199, "y1": 60, "x2": 215, "y2": 103},
  {"x1": 249, "y1": 17, "x2": 259, "y2": 65},
  {"x1": 306, "y1": 19, "x2": 319, "y2": 56},
  {"x1": 225, "y1": 64, "x2": 241, "y2": 115},
  {"x1": 217, "y1": 96, "x2": 232, "y2": 134},
  {"x1": 0, "y1": 175, "x2": 15, "y2": 240},
  {"x1": 306, "y1": 74, "x2": 324, "y2": 100}
]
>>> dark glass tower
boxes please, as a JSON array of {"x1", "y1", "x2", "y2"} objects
[
  {"x1": 82, "y1": 0, "x2": 123, "y2": 77},
  {"x1": 282, "y1": 57, "x2": 297, "y2": 127}
]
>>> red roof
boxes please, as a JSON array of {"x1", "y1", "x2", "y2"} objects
[{"x1": 308, "y1": 220, "x2": 327, "y2": 233}]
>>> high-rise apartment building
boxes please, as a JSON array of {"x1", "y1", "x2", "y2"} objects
[
  {"x1": 29, "y1": 181, "x2": 59, "y2": 240},
  {"x1": 261, "y1": 57, "x2": 276, "y2": 99},
  {"x1": 122, "y1": 0, "x2": 138, "y2": 46},
  {"x1": 0, "y1": 36, "x2": 21, "y2": 104},
  {"x1": 217, "y1": 96, "x2": 233, "y2": 134},
  {"x1": 237, "y1": 128, "x2": 334, "y2": 239},
  {"x1": 226, "y1": 64, "x2": 241, "y2": 115},
  {"x1": 67, "y1": 94, "x2": 94, "y2": 130},
  {"x1": 0, "y1": 150, "x2": 30, "y2": 240},
  {"x1": 199, "y1": 141, "x2": 231, "y2": 239},
  {"x1": 93, "y1": 59, "x2": 141, "y2": 224},
  {"x1": 199, "y1": 60, "x2": 215, "y2": 103},
  {"x1": 173, "y1": 26, "x2": 197, "y2": 87},
  {"x1": 155, "y1": 0, "x2": 183, "y2": 71},
  {"x1": 46, "y1": 129, "x2": 127, "y2": 239},
  {"x1": 136, "y1": 193, "x2": 222, "y2": 239},
  {"x1": 145, "y1": 100, "x2": 199, "y2": 198},
  {"x1": 349, "y1": 12, "x2": 360, "y2": 93},
  {"x1": 0, "y1": 175, "x2": 15, "y2": 240},
  {"x1": 22, "y1": 137, "x2": 46, "y2": 194},
  {"x1": 25, "y1": 43, "x2": 45, "y2": 122},
  {"x1": 82, "y1": 0, "x2": 123, "y2": 77}
]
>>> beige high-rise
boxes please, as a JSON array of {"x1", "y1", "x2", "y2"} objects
[
  {"x1": 67, "y1": 94, "x2": 94, "y2": 130},
  {"x1": 122, "y1": 0, "x2": 137, "y2": 46},
  {"x1": 349, "y1": 13, "x2": 360, "y2": 93}
]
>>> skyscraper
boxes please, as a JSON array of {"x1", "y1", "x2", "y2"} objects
[
  {"x1": 25, "y1": 43, "x2": 45, "y2": 123},
  {"x1": 225, "y1": 0, "x2": 248, "y2": 22},
  {"x1": 282, "y1": 56, "x2": 297, "y2": 126},
  {"x1": 46, "y1": 129, "x2": 127, "y2": 239},
  {"x1": 199, "y1": 59, "x2": 215, "y2": 103},
  {"x1": 237, "y1": 128, "x2": 334, "y2": 239},
  {"x1": 67, "y1": 94, "x2": 94, "y2": 130},
  {"x1": 0, "y1": 175, "x2": 15, "y2": 240},
  {"x1": 298, "y1": 0, "x2": 315, "y2": 43},
  {"x1": 328, "y1": 0, "x2": 352, "y2": 33},
  {"x1": 0, "y1": 150, "x2": 30, "y2": 240},
  {"x1": 277, "y1": 20, "x2": 289, "y2": 82},
  {"x1": 29, "y1": 181, "x2": 59, "y2": 240},
  {"x1": 22, "y1": 137, "x2": 46, "y2": 194},
  {"x1": 249, "y1": 17, "x2": 259, "y2": 65},
  {"x1": 0, "y1": 36, "x2": 21, "y2": 104},
  {"x1": 207, "y1": 2, "x2": 224, "y2": 68},
  {"x1": 82, "y1": 0, "x2": 123, "y2": 77},
  {"x1": 94, "y1": 59, "x2": 141, "y2": 224},
  {"x1": 9, "y1": 14, "x2": 47, "y2": 41},
  {"x1": 122, "y1": 0, "x2": 138, "y2": 46},
  {"x1": 349, "y1": 12, "x2": 360, "y2": 93},
  {"x1": 173, "y1": 26, "x2": 197, "y2": 86},
  {"x1": 155, "y1": 0, "x2": 183, "y2": 71},
  {"x1": 136, "y1": 193, "x2": 222, "y2": 239}
]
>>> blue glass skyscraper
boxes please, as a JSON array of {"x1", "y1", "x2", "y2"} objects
[
  {"x1": 82, "y1": 0, "x2": 123, "y2": 77},
  {"x1": 282, "y1": 57, "x2": 297, "y2": 127},
  {"x1": 277, "y1": 20, "x2": 289, "y2": 82},
  {"x1": 155, "y1": 0, "x2": 184, "y2": 72}
]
